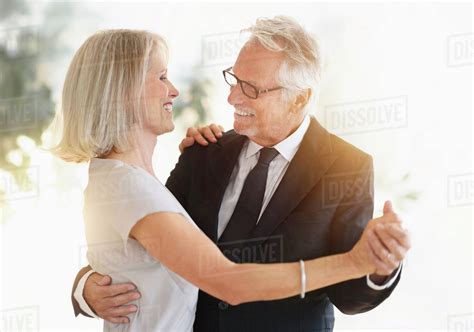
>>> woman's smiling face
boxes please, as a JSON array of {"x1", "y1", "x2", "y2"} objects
[{"x1": 142, "y1": 51, "x2": 179, "y2": 136}]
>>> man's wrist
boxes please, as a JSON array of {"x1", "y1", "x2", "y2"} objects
[
  {"x1": 74, "y1": 270, "x2": 100, "y2": 318},
  {"x1": 368, "y1": 273, "x2": 389, "y2": 284},
  {"x1": 366, "y1": 262, "x2": 403, "y2": 290}
]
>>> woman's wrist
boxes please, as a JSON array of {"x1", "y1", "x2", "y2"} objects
[{"x1": 343, "y1": 251, "x2": 370, "y2": 279}]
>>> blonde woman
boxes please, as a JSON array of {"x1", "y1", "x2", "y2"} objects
[{"x1": 55, "y1": 30, "x2": 406, "y2": 331}]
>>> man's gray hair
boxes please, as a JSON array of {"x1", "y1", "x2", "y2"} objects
[{"x1": 243, "y1": 16, "x2": 321, "y2": 113}]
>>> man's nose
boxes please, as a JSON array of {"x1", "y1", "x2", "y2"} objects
[{"x1": 227, "y1": 84, "x2": 244, "y2": 106}]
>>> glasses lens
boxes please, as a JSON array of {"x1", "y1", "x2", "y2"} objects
[
  {"x1": 224, "y1": 71, "x2": 237, "y2": 86},
  {"x1": 241, "y1": 82, "x2": 258, "y2": 99}
]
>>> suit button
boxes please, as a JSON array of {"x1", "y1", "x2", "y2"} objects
[{"x1": 218, "y1": 301, "x2": 229, "y2": 310}]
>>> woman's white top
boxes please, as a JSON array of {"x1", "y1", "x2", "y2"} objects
[{"x1": 83, "y1": 158, "x2": 199, "y2": 332}]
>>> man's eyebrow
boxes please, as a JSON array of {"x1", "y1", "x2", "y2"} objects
[
  {"x1": 232, "y1": 69, "x2": 257, "y2": 85},
  {"x1": 239, "y1": 75, "x2": 258, "y2": 85}
]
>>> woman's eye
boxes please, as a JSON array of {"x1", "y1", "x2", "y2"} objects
[{"x1": 160, "y1": 76, "x2": 168, "y2": 81}]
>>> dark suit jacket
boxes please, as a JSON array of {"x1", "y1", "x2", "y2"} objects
[{"x1": 72, "y1": 116, "x2": 401, "y2": 331}]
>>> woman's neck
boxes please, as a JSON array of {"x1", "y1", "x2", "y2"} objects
[{"x1": 104, "y1": 128, "x2": 157, "y2": 177}]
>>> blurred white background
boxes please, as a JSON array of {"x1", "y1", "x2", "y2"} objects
[{"x1": 0, "y1": 1, "x2": 472, "y2": 331}]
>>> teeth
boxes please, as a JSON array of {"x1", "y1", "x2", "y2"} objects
[
  {"x1": 235, "y1": 110, "x2": 255, "y2": 117},
  {"x1": 163, "y1": 104, "x2": 172, "y2": 112}
]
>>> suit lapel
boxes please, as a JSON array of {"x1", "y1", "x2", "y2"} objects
[
  {"x1": 208, "y1": 132, "x2": 247, "y2": 191},
  {"x1": 249, "y1": 117, "x2": 337, "y2": 246},
  {"x1": 202, "y1": 132, "x2": 247, "y2": 241}
]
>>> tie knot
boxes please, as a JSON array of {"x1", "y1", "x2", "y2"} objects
[{"x1": 258, "y1": 147, "x2": 279, "y2": 166}]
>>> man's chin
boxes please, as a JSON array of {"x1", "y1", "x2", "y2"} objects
[
  {"x1": 233, "y1": 123, "x2": 257, "y2": 137},
  {"x1": 233, "y1": 123, "x2": 245, "y2": 135}
]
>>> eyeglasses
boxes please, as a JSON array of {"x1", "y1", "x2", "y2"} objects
[{"x1": 222, "y1": 67, "x2": 284, "y2": 99}]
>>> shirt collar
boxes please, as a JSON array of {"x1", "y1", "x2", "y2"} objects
[{"x1": 245, "y1": 115, "x2": 311, "y2": 162}]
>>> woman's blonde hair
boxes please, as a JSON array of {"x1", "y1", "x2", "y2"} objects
[{"x1": 53, "y1": 29, "x2": 168, "y2": 163}]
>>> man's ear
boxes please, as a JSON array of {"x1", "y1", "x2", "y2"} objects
[{"x1": 290, "y1": 89, "x2": 312, "y2": 113}]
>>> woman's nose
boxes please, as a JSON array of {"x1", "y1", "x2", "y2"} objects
[{"x1": 168, "y1": 81, "x2": 179, "y2": 98}]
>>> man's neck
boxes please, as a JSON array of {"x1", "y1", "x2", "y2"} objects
[{"x1": 249, "y1": 116, "x2": 306, "y2": 147}]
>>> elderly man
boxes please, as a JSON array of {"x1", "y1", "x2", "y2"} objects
[{"x1": 71, "y1": 16, "x2": 409, "y2": 331}]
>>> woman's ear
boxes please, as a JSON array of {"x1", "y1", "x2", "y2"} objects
[{"x1": 290, "y1": 89, "x2": 312, "y2": 113}]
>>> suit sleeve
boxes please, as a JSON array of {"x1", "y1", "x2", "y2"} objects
[
  {"x1": 165, "y1": 147, "x2": 194, "y2": 209},
  {"x1": 71, "y1": 265, "x2": 93, "y2": 317},
  {"x1": 325, "y1": 155, "x2": 402, "y2": 315}
]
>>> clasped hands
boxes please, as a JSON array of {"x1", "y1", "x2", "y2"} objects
[{"x1": 350, "y1": 200, "x2": 410, "y2": 280}]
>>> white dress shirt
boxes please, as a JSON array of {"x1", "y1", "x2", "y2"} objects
[
  {"x1": 217, "y1": 115, "x2": 311, "y2": 238},
  {"x1": 74, "y1": 115, "x2": 400, "y2": 318}
]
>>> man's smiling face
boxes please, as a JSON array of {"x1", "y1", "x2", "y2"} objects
[{"x1": 227, "y1": 41, "x2": 302, "y2": 147}]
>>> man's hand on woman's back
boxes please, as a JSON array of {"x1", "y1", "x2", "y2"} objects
[{"x1": 83, "y1": 272, "x2": 140, "y2": 324}]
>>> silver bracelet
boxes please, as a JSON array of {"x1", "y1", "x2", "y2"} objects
[{"x1": 299, "y1": 260, "x2": 306, "y2": 299}]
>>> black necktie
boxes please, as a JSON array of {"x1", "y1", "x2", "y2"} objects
[{"x1": 219, "y1": 147, "x2": 279, "y2": 243}]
